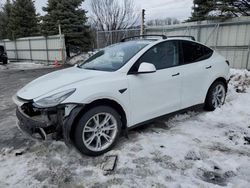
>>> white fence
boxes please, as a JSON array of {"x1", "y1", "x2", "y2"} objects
[
  {"x1": 96, "y1": 17, "x2": 250, "y2": 70},
  {"x1": 0, "y1": 35, "x2": 66, "y2": 63}
]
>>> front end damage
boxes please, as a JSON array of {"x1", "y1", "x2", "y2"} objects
[{"x1": 15, "y1": 96, "x2": 83, "y2": 146}]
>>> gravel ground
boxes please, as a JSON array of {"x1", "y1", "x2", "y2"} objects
[
  {"x1": 0, "y1": 66, "x2": 56, "y2": 150},
  {"x1": 0, "y1": 63, "x2": 250, "y2": 188}
]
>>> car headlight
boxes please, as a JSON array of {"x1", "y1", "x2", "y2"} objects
[{"x1": 34, "y1": 88, "x2": 76, "y2": 108}]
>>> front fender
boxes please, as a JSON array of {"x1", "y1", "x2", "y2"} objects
[{"x1": 63, "y1": 105, "x2": 84, "y2": 147}]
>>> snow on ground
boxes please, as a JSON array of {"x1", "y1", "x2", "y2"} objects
[
  {"x1": 0, "y1": 68, "x2": 250, "y2": 187},
  {"x1": 66, "y1": 51, "x2": 97, "y2": 65},
  {"x1": 0, "y1": 62, "x2": 52, "y2": 71}
]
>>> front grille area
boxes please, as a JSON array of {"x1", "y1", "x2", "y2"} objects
[{"x1": 21, "y1": 102, "x2": 41, "y2": 117}]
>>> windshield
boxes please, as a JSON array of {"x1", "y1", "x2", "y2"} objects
[{"x1": 79, "y1": 40, "x2": 151, "y2": 71}]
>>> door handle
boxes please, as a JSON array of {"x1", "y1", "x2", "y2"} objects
[
  {"x1": 172, "y1": 73, "x2": 180, "y2": 77},
  {"x1": 206, "y1": 66, "x2": 212, "y2": 69}
]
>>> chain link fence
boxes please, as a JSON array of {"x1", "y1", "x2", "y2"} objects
[{"x1": 96, "y1": 29, "x2": 140, "y2": 49}]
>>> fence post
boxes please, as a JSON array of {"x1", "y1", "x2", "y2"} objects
[
  {"x1": 140, "y1": 9, "x2": 145, "y2": 35},
  {"x1": 246, "y1": 38, "x2": 250, "y2": 70},
  {"x1": 197, "y1": 26, "x2": 201, "y2": 42},
  {"x1": 3, "y1": 40, "x2": 6, "y2": 50},
  {"x1": 45, "y1": 37, "x2": 49, "y2": 65},
  {"x1": 110, "y1": 31, "x2": 113, "y2": 44},
  {"x1": 28, "y1": 39, "x2": 32, "y2": 61},
  {"x1": 205, "y1": 23, "x2": 219, "y2": 46},
  {"x1": 214, "y1": 24, "x2": 220, "y2": 50},
  {"x1": 96, "y1": 31, "x2": 99, "y2": 49},
  {"x1": 3, "y1": 40, "x2": 6, "y2": 56},
  {"x1": 14, "y1": 39, "x2": 18, "y2": 61}
]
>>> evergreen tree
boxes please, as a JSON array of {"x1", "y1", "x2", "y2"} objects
[
  {"x1": 0, "y1": 0, "x2": 13, "y2": 39},
  {"x1": 217, "y1": 0, "x2": 250, "y2": 18},
  {"x1": 41, "y1": 0, "x2": 92, "y2": 52},
  {"x1": 7, "y1": 0, "x2": 39, "y2": 39},
  {"x1": 188, "y1": 0, "x2": 250, "y2": 21},
  {"x1": 188, "y1": 0, "x2": 214, "y2": 21}
]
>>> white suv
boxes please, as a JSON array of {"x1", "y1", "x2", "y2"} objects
[{"x1": 13, "y1": 35, "x2": 230, "y2": 156}]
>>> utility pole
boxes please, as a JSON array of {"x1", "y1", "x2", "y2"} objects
[{"x1": 140, "y1": 9, "x2": 145, "y2": 35}]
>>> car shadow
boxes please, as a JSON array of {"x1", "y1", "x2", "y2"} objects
[{"x1": 129, "y1": 106, "x2": 204, "y2": 134}]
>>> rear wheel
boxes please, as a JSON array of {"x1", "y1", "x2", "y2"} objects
[
  {"x1": 205, "y1": 81, "x2": 226, "y2": 111},
  {"x1": 74, "y1": 106, "x2": 122, "y2": 156}
]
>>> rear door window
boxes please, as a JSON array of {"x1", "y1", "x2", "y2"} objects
[{"x1": 180, "y1": 41, "x2": 213, "y2": 64}]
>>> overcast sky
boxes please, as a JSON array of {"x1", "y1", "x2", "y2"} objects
[
  {"x1": 3, "y1": 0, "x2": 194, "y2": 21},
  {"x1": 36, "y1": 0, "x2": 193, "y2": 21}
]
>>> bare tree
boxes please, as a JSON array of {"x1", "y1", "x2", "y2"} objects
[
  {"x1": 90, "y1": 0, "x2": 139, "y2": 31},
  {"x1": 147, "y1": 18, "x2": 180, "y2": 27}
]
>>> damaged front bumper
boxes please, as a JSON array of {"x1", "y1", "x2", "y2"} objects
[
  {"x1": 16, "y1": 106, "x2": 51, "y2": 140},
  {"x1": 15, "y1": 98, "x2": 84, "y2": 146}
]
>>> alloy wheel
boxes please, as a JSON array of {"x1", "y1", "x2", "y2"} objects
[
  {"x1": 212, "y1": 84, "x2": 226, "y2": 108},
  {"x1": 82, "y1": 113, "x2": 118, "y2": 152}
]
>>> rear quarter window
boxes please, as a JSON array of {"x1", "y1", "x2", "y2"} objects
[{"x1": 181, "y1": 41, "x2": 213, "y2": 64}]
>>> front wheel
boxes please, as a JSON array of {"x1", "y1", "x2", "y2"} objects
[
  {"x1": 204, "y1": 81, "x2": 226, "y2": 111},
  {"x1": 74, "y1": 106, "x2": 122, "y2": 156}
]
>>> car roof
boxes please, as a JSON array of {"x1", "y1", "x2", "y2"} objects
[
  {"x1": 123, "y1": 38, "x2": 195, "y2": 46},
  {"x1": 121, "y1": 35, "x2": 195, "y2": 43},
  {"x1": 124, "y1": 37, "x2": 213, "y2": 52}
]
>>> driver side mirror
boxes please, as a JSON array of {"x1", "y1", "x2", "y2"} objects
[{"x1": 137, "y1": 62, "x2": 156, "y2": 74}]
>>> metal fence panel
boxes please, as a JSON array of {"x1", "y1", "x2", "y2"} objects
[
  {"x1": 0, "y1": 35, "x2": 66, "y2": 63},
  {"x1": 48, "y1": 51, "x2": 62, "y2": 62},
  {"x1": 48, "y1": 39, "x2": 60, "y2": 49},
  {"x1": 17, "y1": 51, "x2": 30, "y2": 60},
  {"x1": 96, "y1": 17, "x2": 250, "y2": 69},
  {"x1": 30, "y1": 39, "x2": 46, "y2": 50},
  {"x1": 16, "y1": 40, "x2": 29, "y2": 49},
  {"x1": 4, "y1": 41, "x2": 15, "y2": 50},
  {"x1": 32, "y1": 51, "x2": 48, "y2": 61}
]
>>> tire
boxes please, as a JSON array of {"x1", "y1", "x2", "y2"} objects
[
  {"x1": 204, "y1": 81, "x2": 226, "y2": 111},
  {"x1": 74, "y1": 106, "x2": 122, "y2": 156}
]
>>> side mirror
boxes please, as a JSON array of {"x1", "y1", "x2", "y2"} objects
[{"x1": 138, "y1": 62, "x2": 156, "y2": 74}]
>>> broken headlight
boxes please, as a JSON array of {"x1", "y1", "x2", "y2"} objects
[{"x1": 34, "y1": 89, "x2": 76, "y2": 108}]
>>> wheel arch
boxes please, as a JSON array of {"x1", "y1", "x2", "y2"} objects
[
  {"x1": 211, "y1": 77, "x2": 228, "y2": 92},
  {"x1": 69, "y1": 98, "x2": 128, "y2": 142},
  {"x1": 204, "y1": 77, "x2": 228, "y2": 103}
]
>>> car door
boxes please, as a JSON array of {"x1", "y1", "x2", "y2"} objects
[
  {"x1": 127, "y1": 41, "x2": 182, "y2": 126},
  {"x1": 178, "y1": 40, "x2": 214, "y2": 109}
]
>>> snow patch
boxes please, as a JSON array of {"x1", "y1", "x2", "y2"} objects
[
  {"x1": 1, "y1": 68, "x2": 250, "y2": 187},
  {"x1": 0, "y1": 62, "x2": 52, "y2": 71},
  {"x1": 67, "y1": 51, "x2": 97, "y2": 65}
]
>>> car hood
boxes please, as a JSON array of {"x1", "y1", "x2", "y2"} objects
[{"x1": 17, "y1": 67, "x2": 108, "y2": 100}]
